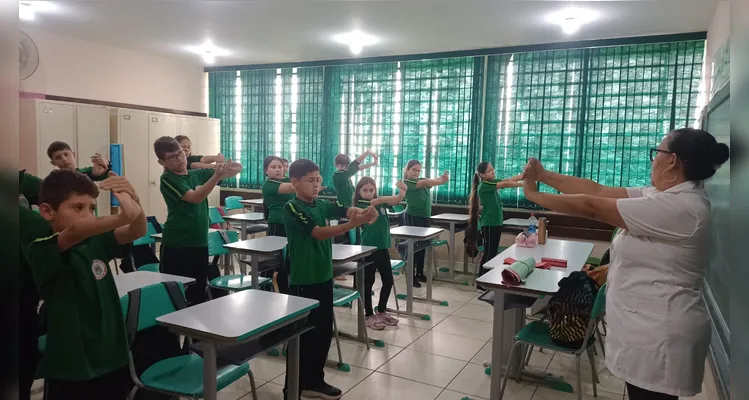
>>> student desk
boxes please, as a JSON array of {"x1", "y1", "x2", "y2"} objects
[
  {"x1": 430, "y1": 213, "x2": 470, "y2": 282},
  {"x1": 389, "y1": 226, "x2": 445, "y2": 320},
  {"x1": 483, "y1": 239, "x2": 594, "y2": 273},
  {"x1": 113, "y1": 271, "x2": 195, "y2": 297},
  {"x1": 223, "y1": 236, "x2": 288, "y2": 289},
  {"x1": 332, "y1": 244, "x2": 377, "y2": 346},
  {"x1": 239, "y1": 198, "x2": 264, "y2": 212},
  {"x1": 502, "y1": 218, "x2": 531, "y2": 233},
  {"x1": 157, "y1": 290, "x2": 318, "y2": 400},
  {"x1": 221, "y1": 213, "x2": 266, "y2": 240}
]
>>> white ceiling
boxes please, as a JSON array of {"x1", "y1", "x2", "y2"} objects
[{"x1": 22, "y1": 0, "x2": 717, "y2": 67}]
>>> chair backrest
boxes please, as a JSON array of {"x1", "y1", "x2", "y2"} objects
[
  {"x1": 132, "y1": 221, "x2": 158, "y2": 246},
  {"x1": 120, "y1": 282, "x2": 187, "y2": 336},
  {"x1": 348, "y1": 229, "x2": 357, "y2": 245},
  {"x1": 391, "y1": 205, "x2": 403, "y2": 212},
  {"x1": 207, "y1": 230, "x2": 230, "y2": 257},
  {"x1": 224, "y1": 196, "x2": 244, "y2": 210},
  {"x1": 209, "y1": 207, "x2": 226, "y2": 225},
  {"x1": 591, "y1": 283, "x2": 607, "y2": 319}
]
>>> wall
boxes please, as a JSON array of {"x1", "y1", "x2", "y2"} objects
[
  {"x1": 20, "y1": 28, "x2": 205, "y2": 113},
  {"x1": 704, "y1": 0, "x2": 730, "y2": 98}
]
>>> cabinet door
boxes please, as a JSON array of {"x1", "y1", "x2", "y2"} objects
[
  {"x1": 37, "y1": 102, "x2": 76, "y2": 178},
  {"x1": 118, "y1": 110, "x2": 150, "y2": 215},
  {"x1": 76, "y1": 105, "x2": 111, "y2": 215},
  {"x1": 147, "y1": 114, "x2": 176, "y2": 222}
]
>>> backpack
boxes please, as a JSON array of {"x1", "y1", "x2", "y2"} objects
[
  {"x1": 547, "y1": 271, "x2": 599, "y2": 349},
  {"x1": 125, "y1": 282, "x2": 189, "y2": 400}
]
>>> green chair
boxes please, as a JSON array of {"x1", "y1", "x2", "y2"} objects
[
  {"x1": 391, "y1": 259, "x2": 405, "y2": 276},
  {"x1": 206, "y1": 231, "x2": 271, "y2": 297},
  {"x1": 133, "y1": 223, "x2": 158, "y2": 247},
  {"x1": 138, "y1": 263, "x2": 160, "y2": 273},
  {"x1": 586, "y1": 228, "x2": 620, "y2": 266},
  {"x1": 224, "y1": 196, "x2": 244, "y2": 212},
  {"x1": 331, "y1": 287, "x2": 371, "y2": 371},
  {"x1": 209, "y1": 207, "x2": 226, "y2": 228},
  {"x1": 120, "y1": 282, "x2": 258, "y2": 400},
  {"x1": 498, "y1": 283, "x2": 607, "y2": 400}
]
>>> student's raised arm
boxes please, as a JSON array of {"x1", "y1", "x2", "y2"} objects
[
  {"x1": 55, "y1": 209, "x2": 133, "y2": 252},
  {"x1": 371, "y1": 181, "x2": 407, "y2": 206},
  {"x1": 112, "y1": 192, "x2": 147, "y2": 244},
  {"x1": 415, "y1": 170, "x2": 450, "y2": 188},
  {"x1": 357, "y1": 150, "x2": 378, "y2": 171}
]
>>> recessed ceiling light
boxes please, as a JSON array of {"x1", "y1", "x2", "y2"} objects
[
  {"x1": 334, "y1": 30, "x2": 379, "y2": 56},
  {"x1": 187, "y1": 40, "x2": 231, "y2": 64},
  {"x1": 547, "y1": 8, "x2": 596, "y2": 35},
  {"x1": 19, "y1": 1, "x2": 56, "y2": 21}
]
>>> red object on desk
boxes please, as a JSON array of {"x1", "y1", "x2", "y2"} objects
[
  {"x1": 541, "y1": 257, "x2": 568, "y2": 267},
  {"x1": 504, "y1": 257, "x2": 552, "y2": 270}
]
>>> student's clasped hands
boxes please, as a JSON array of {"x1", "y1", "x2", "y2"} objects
[
  {"x1": 350, "y1": 206, "x2": 379, "y2": 226},
  {"x1": 99, "y1": 172, "x2": 143, "y2": 223},
  {"x1": 521, "y1": 158, "x2": 544, "y2": 193}
]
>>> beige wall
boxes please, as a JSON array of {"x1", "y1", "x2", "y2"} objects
[{"x1": 20, "y1": 28, "x2": 205, "y2": 113}]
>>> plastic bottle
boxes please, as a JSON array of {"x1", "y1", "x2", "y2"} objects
[{"x1": 527, "y1": 212, "x2": 538, "y2": 234}]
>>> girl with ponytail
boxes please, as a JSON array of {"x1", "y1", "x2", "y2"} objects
[{"x1": 467, "y1": 162, "x2": 523, "y2": 283}]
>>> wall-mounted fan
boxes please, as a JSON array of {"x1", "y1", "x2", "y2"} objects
[{"x1": 19, "y1": 31, "x2": 39, "y2": 80}]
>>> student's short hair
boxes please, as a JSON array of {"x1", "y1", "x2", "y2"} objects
[
  {"x1": 263, "y1": 155, "x2": 282, "y2": 174},
  {"x1": 47, "y1": 141, "x2": 72, "y2": 159},
  {"x1": 153, "y1": 136, "x2": 181, "y2": 160},
  {"x1": 335, "y1": 154, "x2": 351, "y2": 166},
  {"x1": 175, "y1": 135, "x2": 190, "y2": 144},
  {"x1": 289, "y1": 159, "x2": 319, "y2": 179},
  {"x1": 280, "y1": 158, "x2": 289, "y2": 164},
  {"x1": 40, "y1": 169, "x2": 99, "y2": 210}
]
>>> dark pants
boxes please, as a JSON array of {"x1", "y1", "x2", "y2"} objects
[
  {"x1": 626, "y1": 383, "x2": 678, "y2": 400},
  {"x1": 160, "y1": 245, "x2": 218, "y2": 306},
  {"x1": 404, "y1": 214, "x2": 430, "y2": 276},
  {"x1": 479, "y1": 225, "x2": 502, "y2": 277},
  {"x1": 285, "y1": 279, "x2": 334, "y2": 394},
  {"x1": 364, "y1": 249, "x2": 394, "y2": 316},
  {"x1": 266, "y1": 223, "x2": 290, "y2": 294},
  {"x1": 19, "y1": 284, "x2": 39, "y2": 400},
  {"x1": 44, "y1": 367, "x2": 130, "y2": 400}
]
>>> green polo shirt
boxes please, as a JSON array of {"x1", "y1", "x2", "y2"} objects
[
  {"x1": 262, "y1": 179, "x2": 294, "y2": 224},
  {"x1": 27, "y1": 230, "x2": 128, "y2": 381},
  {"x1": 357, "y1": 200, "x2": 392, "y2": 250},
  {"x1": 160, "y1": 168, "x2": 215, "y2": 247},
  {"x1": 478, "y1": 180, "x2": 503, "y2": 227},
  {"x1": 332, "y1": 161, "x2": 360, "y2": 207},
  {"x1": 186, "y1": 155, "x2": 203, "y2": 170},
  {"x1": 282, "y1": 176, "x2": 291, "y2": 183},
  {"x1": 404, "y1": 178, "x2": 432, "y2": 218},
  {"x1": 19, "y1": 170, "x2": 42, "y2": 205},
  {"x1": 77, "y1": 166, "x2": 110, "y2": 182},
  {"x1": 283, "y1": 197, "x2": 348, "y2": 285}
]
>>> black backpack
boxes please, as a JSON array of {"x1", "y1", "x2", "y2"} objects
[{"x1": 547, "y1": 271, "x2": 599, "y2": 349}]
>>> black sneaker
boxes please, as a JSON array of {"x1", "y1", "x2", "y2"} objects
[
  {"x1": 417, "y1": 273, "x2": 427, "y2": 283},
  {"x1": 412, "y1": 278, "x2": 422, "y2": 288},
  {"x1": 301, "y1": 382, "x2": 342, "y2": 399}
]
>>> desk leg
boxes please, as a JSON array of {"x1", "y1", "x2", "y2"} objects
[
  {"x1": 356, "y1": 264, "x2": 366, "y2": 338},
  {"x1": 448, "y1": 223, "x2": 456, "y2": 279},
  {"x1": 288, "y1": 335, "x2": 300, "y2": 400},
  {"x1": 406, "y1": 240, "x2": 414, "y2": 313},
  {"x1": 240, "y1": 221, "x2": 248, "y2": 241},
  {"x1": 489, "y1": 290, "x2": 505, "y2": 400},
  {"x1": 251, "y1": 254, "x2": 259, "y2": 289},
  {"x1": 203, "y1": 342, "x2": 218, "y2": 400}
]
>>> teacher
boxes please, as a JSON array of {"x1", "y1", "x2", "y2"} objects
[{"x1": 520, "y1": 128, "x2": 729, "y2": 400}]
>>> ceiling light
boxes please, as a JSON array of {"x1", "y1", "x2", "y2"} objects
[
  {"x1": 187, "y1": 40, "x2": 230, "y2": 65},
  {"x1": 19, "y1": 1, "x2": 56, "y2": 21},
  {"x1": 334, "y1": 30, "x2": 379, "y2": 56},
  {"x1": 547, "y1": 8, "x2": 596, "y2": 35}
]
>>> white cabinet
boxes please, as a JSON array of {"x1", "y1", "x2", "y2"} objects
[{"x1": 20, "y1": 100, "x2": 111, "y2": 215}]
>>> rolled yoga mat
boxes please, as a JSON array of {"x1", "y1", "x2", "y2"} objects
[{"x1": 501, "y1": 257, "x2": 535, "y2": 285}]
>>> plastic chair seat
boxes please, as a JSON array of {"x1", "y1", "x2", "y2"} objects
[
  {"x1": 333, "y1": 288, "x2": 360, "y2": 307},
  {"x1": 586, "y1": 257, "x2": 601, "y2": 266},
  {"x1": 209, "y1": 275, "x2": 271, "y2": 291},
  {"x1": 138, "y1": 263, "x2": 160, "y2": 273},
  {"x1": 140, "y1": 354, "x2": 250, "y2": 397},
  {"x1": 430, "y1": 239, "x2": 448, "y2": 247},
  {"x1": 514, "y1": 320, "x2": 596, "y2": 354},
  {"x1": 390, "y1": 260, "x2": 405, "y2": 271},
  {"x1": 133, "y1": 236, "x2": 156, "y2": 247}
]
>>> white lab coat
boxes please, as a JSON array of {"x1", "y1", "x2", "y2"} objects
[{"x1": 606, "y1": 181, "x2": 712, "y2": 397}]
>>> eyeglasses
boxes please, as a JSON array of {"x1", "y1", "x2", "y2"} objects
[
  {"x1": 649, "y1": 148, "x2": 674, "y2": 161},
  {"x1": 163, "y1": 151, "x2": 186, "y2": 162}
]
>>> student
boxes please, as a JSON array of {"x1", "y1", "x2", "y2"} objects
[
  {"x1": 154, "y1": 136, "x2": 242, "y2": 305},
  {"x1": 353, "y1": 177, "x2": 406, "y2": 329},
  {"x1": 26, "y1": 169, "x2": 147, "y2": 399},
  {"x1": 175, "y1": 135, "x2": 226, "y2": 170},
  {"x1": 332, "y1": 150, "x2": 378, "y2": 207},
  {"x1": 466, "y1": 161, "x2": 522, "y2": 281},
  {"x1": 18, "y1": 170, "x2": 48, "y2": 400},
  {"x1": 46, "y1": 141, "x2": 110, "y2": 181},
  {"x1": 262, "y1": 156, "x2": 295, "y2": 293},
  {"x1": 280, "y1": 157, "x2": 290, "y2": 182},
  {"x1": 282, "y1": 159, "x2": 377, "y2": 400},
  {"x1": 402, "y1": 160, "x2": 449, "y2": 286}
]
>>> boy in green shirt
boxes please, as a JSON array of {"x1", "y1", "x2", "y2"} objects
[
  {"x1": 282, "y1": 159, "x2": 376, "y2": 400},
  {"x1": 332, "y1": 150, "x2": 378, "y2": 207},
  {"x1": 26, "y1": 169, "x2": 147, "y2": 399},
  {"x1": 280, "y1": 157, "x2": 290, "y2": 182},
  {"x1": 46, "y1": 141, "x2": 111, "y2": 181},
  {"x1": 175, "y1": 134, "x2": 226, "y2": 170},
  {"x1": 154, "y1": 136, "x2": 242, "y2": 305}
]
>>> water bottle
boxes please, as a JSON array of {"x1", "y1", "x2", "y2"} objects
[{"x1": 527, "y1": 213, "x2": 538, "y2": 234}]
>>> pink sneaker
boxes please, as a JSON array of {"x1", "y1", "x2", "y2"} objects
[
  {"x1": 365, "y1": 315, "x2": 386, "y2": 330},
  {"x1": 376, "y1": 311, "x2": 399, "y2": 326}
]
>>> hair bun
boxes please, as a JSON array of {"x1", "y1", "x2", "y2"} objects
[{"x1": 711, "y1": 142, "x2": 730, "y2": 168}]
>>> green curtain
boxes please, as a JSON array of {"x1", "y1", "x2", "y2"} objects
[{"x1": 208, "y1": 71, "x2": 238, "y2": 184}]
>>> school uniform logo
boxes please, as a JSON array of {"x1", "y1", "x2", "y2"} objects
[{"x1": 92, "y1": 260, "x2": 108, "y2": 280}]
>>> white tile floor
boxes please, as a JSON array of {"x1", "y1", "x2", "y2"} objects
[{"x1": 30, "y1": 252, "x2": 716, "y2": 400}]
